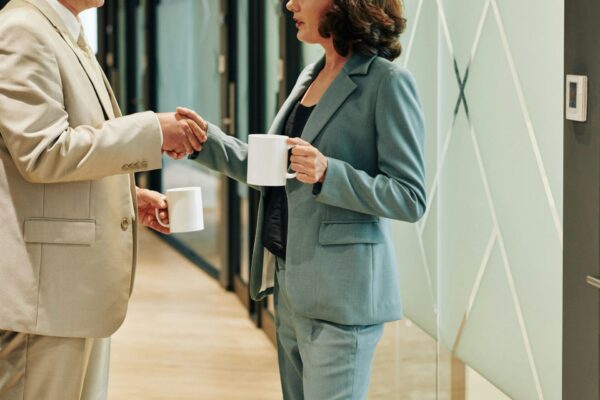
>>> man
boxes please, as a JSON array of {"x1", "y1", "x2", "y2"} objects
[{"x1": 0, "y1": 0, "x2": 206, "y2": 398}]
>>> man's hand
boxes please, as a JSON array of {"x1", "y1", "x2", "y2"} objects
[
  {"x1": 136, "y1": 188, "x2": 170, "y2": 234},
  {"x1": 288, "y1": 137, "x2": 328, "y2": 184},
  {"x1": 158, "y1": 112, "x2": 207, "y2": 157},
  {"x1": 175, "y1": 107, "x2": 209, "y2": 147}
]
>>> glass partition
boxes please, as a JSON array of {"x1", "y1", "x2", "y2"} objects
[
  {"x1": 388, "y1": 0, "x2": 564, "y2": 399},
  {"x1": 157, "y1": 0, "x2": 225, "y2": 273}
]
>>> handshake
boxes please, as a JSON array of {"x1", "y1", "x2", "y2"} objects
[
  {"x1": 139, "y1": 107, "x2": 208, "y2": 235},
  {"x1": 158, "y1": 107, "x2": 207, "y2": 160}
]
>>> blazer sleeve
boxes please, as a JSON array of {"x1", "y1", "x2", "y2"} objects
[
  {"x1": 189, "y1": 62, "x2": 315, "y2": 188},
  {"x1": 314, "y1": 67, "x2": 427, "y2": 222},
  {"x1": 0, "y1": 21, "x2": 162, "y2": 184},
  {"x1": 190, "y1": 122, "x2": 251, "y2": 185}
]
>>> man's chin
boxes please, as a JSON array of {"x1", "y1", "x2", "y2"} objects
[{"x1": 89, "y1": 0, "x2": 105, "y2": 8}]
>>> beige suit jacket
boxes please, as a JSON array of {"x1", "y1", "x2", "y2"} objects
[{"x1": 0, "y1": 0, "x2": 163, "y2": 338}]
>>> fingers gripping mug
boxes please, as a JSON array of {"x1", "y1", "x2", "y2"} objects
[
  {"x1": 247, "y1": 134, "x2": 297, "y2": 186},
  {"x1": 155, "y1": 187, "x2": 204, "y2": 233}
]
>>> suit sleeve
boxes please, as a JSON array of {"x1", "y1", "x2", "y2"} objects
[
  {"x1": 314, "y1": 68, "x2": 427, "y2": 222},
  {"x1": 0, "y1": 22, "x2": 162, "y2": 184},
  {"x1": 189, "y1": 62, "x2": 317, "y2": 188},
  {"x1": 190, "y1": 123, "x2": 251, "y2": 185}
]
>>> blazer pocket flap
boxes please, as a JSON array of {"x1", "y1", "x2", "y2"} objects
[
  {"x1": 319, "y1": 221, "x2": 383, "y2": 245},
  {"x1": 24, "y1": 218, "x2": 96, "y2": 245}
]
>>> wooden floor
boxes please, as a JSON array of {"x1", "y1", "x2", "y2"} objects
[
  {"x1": 108, "y1": 229, "x2": 281, "y2": 400},
  {"x1": 108, "y1": 229, "x2": 456, "y2": 399}
]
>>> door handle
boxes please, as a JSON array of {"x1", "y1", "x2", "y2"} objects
[{"x1": 586, "y1": 275, "x2": 600, "y2": 289}]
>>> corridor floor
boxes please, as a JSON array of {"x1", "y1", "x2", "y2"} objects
[{"x1": 108, "y1": 229, "x2": 281, "y2": 400}]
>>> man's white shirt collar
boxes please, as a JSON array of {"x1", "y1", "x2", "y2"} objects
[{"x1": 45, "y1": 0, "x2": 81, "y2": 42}]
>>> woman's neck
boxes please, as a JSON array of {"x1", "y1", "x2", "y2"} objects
[{"x1": 321, "y1": 40, "x2": 350, "y2": 74}]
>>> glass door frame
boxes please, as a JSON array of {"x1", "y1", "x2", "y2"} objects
[{"x1": 224, "y1": 0, "x2": 254, "y2": 312}]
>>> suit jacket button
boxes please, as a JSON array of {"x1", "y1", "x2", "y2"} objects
[{"x1": 121, "y1": 218, "x2": 130, "y2": 231}]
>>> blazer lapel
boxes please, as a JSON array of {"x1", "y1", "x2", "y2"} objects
[
  {"x1": 23, "y1": 0, "x2": 116, "y2": 120},
  {"x1": 302, "y1": 53, "x2": 376, "y2": 145},
  {"x1": 301, "y1": 74, "x2": 355, "y2": 144},
  {"x1": 268, "y1": 57, "x2": 325, "y2": 135},
  {"x1": 62, "y1": 35, "x2": 116, "y2": 120}
]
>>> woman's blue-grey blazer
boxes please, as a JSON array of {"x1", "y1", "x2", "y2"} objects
[{"x1": 191, "y1": 53, "x2": 426, "y2": 326}]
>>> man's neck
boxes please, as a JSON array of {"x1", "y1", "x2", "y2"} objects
[{"x1": 58, "y1": 0, "x2": 79, "y2": 16}]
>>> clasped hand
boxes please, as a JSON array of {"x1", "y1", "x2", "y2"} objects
[
  {"x1": 158, "y1": 110, "x2": 208, "y2": 160},
  {"x1": 165, "y1": 108, "x2": 329, "y2": 184}
]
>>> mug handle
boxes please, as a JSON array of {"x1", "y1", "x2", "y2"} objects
[
  {"x1": 155, "y1": 208, "x2": 170, "y2": 228},
  {"x1": 287, "y1": 144, "x2": 297, "y2": 180}
]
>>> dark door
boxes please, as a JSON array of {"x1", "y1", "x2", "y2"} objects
[{"x1": 564, "y1": 0, "x2": 600, "y2": 398}]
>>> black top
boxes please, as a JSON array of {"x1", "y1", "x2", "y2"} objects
[{"x1": 262, "y1": 101, "x2": 316, "y2": 259}]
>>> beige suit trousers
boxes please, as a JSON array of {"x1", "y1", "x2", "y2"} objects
[{"x1": 0, "y1": 331, "x2": 110, "y2": 400}]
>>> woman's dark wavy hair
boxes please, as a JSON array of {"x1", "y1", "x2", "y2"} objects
[{"x1": 318, "y1": 0, "x2": 407, "y2": 61}]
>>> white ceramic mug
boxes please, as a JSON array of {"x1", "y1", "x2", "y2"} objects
[
  {"x1": 247, "y1": 134, "x2": 297, "y2": 186},
  {"x1": 155, "y1": 187, "x2": 204, "y2": 233}
]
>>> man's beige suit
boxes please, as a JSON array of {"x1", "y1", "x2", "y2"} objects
[
  {"x1": 0, "y1": 0, "x2": 162, "y2": 338},
  {"x1": 0, "y1": 0, "x2": 162, "y2": 397}
]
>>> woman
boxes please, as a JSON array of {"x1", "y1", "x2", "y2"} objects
[{"x1": 179, "y1": 0, "x2": 425, "y2": 398}]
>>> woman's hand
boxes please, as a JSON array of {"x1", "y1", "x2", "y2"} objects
[
  {"x1": 136, "y1": 188, "x2": 170, "y2": 234},
  {"x1": 288, "y1": 138, "x2": 328, "y2": 184}
]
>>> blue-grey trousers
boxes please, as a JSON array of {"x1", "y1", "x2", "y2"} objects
[{"x1": 274, "y1": 257, "x2": 384, "y2": 400}]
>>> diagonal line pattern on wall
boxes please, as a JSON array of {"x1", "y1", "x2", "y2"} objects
[
  {"x1": 402, "y1": 0, "x2": 424, "y2": 69},
  {"x1": 417, "y1": 117, "x2": 454, "y2": 237},
  {"x1": 435, "y1": 0, "x2": 454, "y2": 57},
  {"x1": 437, "y1": 1, "x2": 546, "y2": 396},
  {"x1": 451, "y1": 228, "x2": 498, "y2": 353},
  {"x1": 453, "y1": 62, "x2": 470, "y2": 118},
  {"x1": 468, "y1": 121, "x2": 544, "y2": 399},
  {"x1": 415, "y1": 224, "x2": 437, "y2": 315},
  {"x1": 490, "y1": 0, "x2": 563, "y2": 245},
  {"x1": 417, "y1": 1, "x2": 490, "y2": 237},
  {"x1": 396, "y1": 0, "x2": 560, "y2": 398}
]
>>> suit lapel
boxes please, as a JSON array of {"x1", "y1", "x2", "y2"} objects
[
  {"x1": 61, "y1": 34, "x2": 116, "y2": 119},
  {"x1": 23, "y1": 0, "x2": 116, "y2": 120},
  {"x1": 268, "y1": 58, "x2": 325, "y2": 135},
  {"x1": 301, "y1": 53, "x2": 375, "y2": 145},
  {"x1": 301, "y1": 74, "x2": 356, "y2": 144}
]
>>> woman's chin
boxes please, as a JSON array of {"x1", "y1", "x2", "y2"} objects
[{"x1": 296, "y1": 32, "x2": 319, "y2": 45}]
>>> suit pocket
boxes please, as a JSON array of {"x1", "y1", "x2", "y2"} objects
[
  {"x1": 318, "y1": 220, "x2": 383, "y2": 246},
  {"x1": 23, "y1": 218, "x2": 96, "y2": 245}
]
